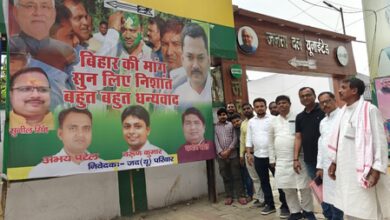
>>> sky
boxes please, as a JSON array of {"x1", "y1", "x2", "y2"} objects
[{"x1": 232, "y1": 0, "x2": 368, "y2": 80}]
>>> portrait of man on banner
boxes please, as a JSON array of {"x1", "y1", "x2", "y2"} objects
[
  {"x1": 237, "y1": 26, "x2": 258, "y2": 54},
  {"x1": 177, "y1": 107, "x2": 215, "y2": 163},
  {"x1": 9, "y1": 67, "x2": 54, "y2": 135},
  {"x1": 119, "y1": 105, "x2": 173, "y2": 169},
  {"x1": 29, "y1": 107, "x2": 111, "y2": 178},
  {"x1": 173, "y1": 22, "x2": 212, "y2": 109}
]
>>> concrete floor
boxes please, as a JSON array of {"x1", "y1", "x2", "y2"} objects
[
  {"x1": 115, "y1": 170, "x2": 328, "y2": 220},
  {"x1": 116, "y1": 193, "x2": 325, "y2": 220}
]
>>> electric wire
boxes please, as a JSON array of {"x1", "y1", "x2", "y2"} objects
[
  {"x1": 288, "y1": 0, "x2": 335, "y2": 30},
  {"x1": 300, "y1": 0, "x2": 390, "y2": 74},
  {"x1": 326, "y1": 0, "x2": 361, "y2": 11},
  {"x1": 288, "y1": 0, "x2": 321, "y2": 20}
]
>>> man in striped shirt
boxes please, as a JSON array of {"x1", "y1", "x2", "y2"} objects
[{"x1": 215, "y1": 108, "x2": 246, "y2": 205}]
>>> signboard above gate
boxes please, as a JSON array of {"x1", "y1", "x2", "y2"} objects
[{"x1": 234, "y1": 8, "x2": 356, "y2": 77}]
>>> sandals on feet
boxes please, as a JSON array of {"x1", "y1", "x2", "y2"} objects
[
  {"x1": 238, "y1": 197, "x2": 247, "y2": 205},
  {"x1": 224, "y1": 198, "x2": 233, "y2": 205}
]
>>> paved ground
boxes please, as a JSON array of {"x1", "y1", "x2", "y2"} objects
[{"x1": 115, "y1": 193, "x2": 325, "y2": 220}]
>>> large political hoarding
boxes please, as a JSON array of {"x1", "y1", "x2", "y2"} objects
[{"x1": 5, "y1": 0, "x2": 216, "y2": 180}]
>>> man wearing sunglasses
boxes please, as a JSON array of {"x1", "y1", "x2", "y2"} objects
[{"x1": 9, "y1": 67, "x2": 54, "y2": 131}]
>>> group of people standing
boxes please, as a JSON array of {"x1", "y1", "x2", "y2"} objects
[{"x1": 214, "y1": 77, "x2": 390, "y2": 220}]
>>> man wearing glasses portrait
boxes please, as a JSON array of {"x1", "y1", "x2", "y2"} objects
[{"x1": 9, "y1": 67, "x2": 54, "y2": 131}]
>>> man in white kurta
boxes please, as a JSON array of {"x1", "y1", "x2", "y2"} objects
[
  {"x1": 269, "y1": 95, "x2": 313, "y2": 219},
  {"x1": 329, "y1": 78, "x2": 390, "y2": 220},
  {"x1": 316, "y1": 92, "x2": 343, "y2": 219}
]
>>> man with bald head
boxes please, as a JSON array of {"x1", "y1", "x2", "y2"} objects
[
  {"x1": 13, "y1": 0, "x2": 55, "y2": 41},
  {"x1": 10, "y1": 0, "x2": 74, "y2": 61},
  {"x1": 239, "y1": 28, "x2": 256, "y2": 54}
]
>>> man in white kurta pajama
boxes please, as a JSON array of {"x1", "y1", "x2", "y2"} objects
[
  {"x1": 316, "y1": 92, "x2": 343, "y2": 220},
  {"x1": 328, "y1": 78, "x2": 390, "y2": 220},
  {"x1": 269, "y1": 95, "x2": 313, "y2": 220}
]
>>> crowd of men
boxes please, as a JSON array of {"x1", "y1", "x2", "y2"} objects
[{"x1": 214, "y1": 78, "x2": 390, "y2": 220}]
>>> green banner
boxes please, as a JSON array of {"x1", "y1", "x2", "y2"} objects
[
  {"x1": 5, "y1": 0, "x2": 216, "y2": 180},
  {"x1": 210, "y1": 24, "x2": 237, "y2": 60}
]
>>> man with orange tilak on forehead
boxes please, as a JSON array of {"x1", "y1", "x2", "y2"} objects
[{"x1": 9, "y1": 67, "x2": 54, "y2": 134}]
